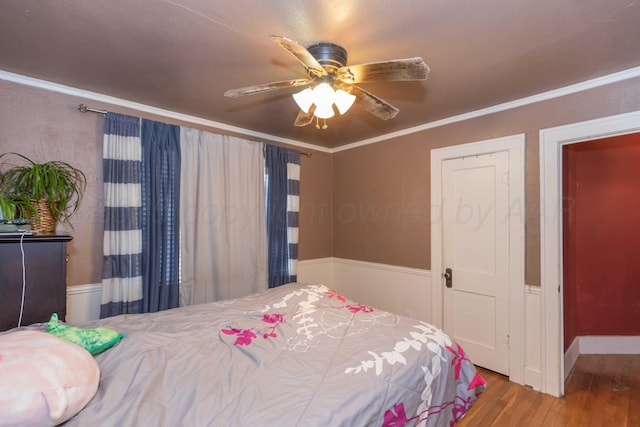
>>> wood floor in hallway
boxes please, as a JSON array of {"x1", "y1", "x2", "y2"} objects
[{"x1": 457, "y1": 354, "x2": 640, "y2": 426}]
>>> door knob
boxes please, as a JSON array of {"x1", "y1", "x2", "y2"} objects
[{"x1": 444, "y1": 268, "x2": 453, "y2": 288}]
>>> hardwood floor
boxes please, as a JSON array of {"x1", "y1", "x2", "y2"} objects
[{"x1": 457, "y1": 355, "x2": 640, "y2": 426}]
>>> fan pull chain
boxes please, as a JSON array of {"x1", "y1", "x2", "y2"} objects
[{"x1": 315, "y1": 118, "x2": 328, "y2": 130}]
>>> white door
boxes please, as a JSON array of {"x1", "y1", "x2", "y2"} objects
[{"x1": 441, "y1": 151, "x2": 510, "y2": 375}]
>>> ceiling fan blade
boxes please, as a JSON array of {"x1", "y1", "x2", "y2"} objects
[
  {"x1": 336, "y1": 57, "x2": 429, "y2": 84},
  {"x1": 224, "y1": 78, "x2": 310, "y2": 97},
  {"x1": 270, "y1": 35, "x2": 328, "y2": 78},
  {"x1": 349, "y1": 85, "x2": 399, "y2": 120},
  {"x1": 294, "y1": 106, "x2": 315, "y2": 127}
]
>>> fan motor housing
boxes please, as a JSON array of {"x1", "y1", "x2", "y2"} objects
[{"x1": 307, "y1": 42, "x2": 347, "y2": 70}]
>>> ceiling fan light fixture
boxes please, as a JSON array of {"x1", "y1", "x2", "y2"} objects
[
  {"x1": 292, "y1": 88, "x2": 314, "y2": 113},
  {"x1": 227, "y1": 36, "x2": 430, "y2": 129},
  {"x1": 334, "y1": 89, "x2": 356, "y2": 115}
]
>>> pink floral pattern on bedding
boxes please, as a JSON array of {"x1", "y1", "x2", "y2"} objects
[
  {"x1": 221, "y1": 289, "x2": 374, "y2": 347},
  {"x1": 381, "y1": 343, "x2": 487, "y2": 426},
  {"x1": 346, "y1": 303, "x2": 374, "y2": 314},
  {"x1": 382, "y1": 396, "x2": 476, "y2": 427},
  {"x1": 447, "y1": 343, "x2": 471, "y2": 381},
  {"x1": 325, "y1": 289, "x2": 346, "y2": 303},
  {"x1": 221, "y1": 312, "x2": 288, "y2": 345},
  {"x1": 221, "y1": 327, "x2": 257, "y2": 345}
]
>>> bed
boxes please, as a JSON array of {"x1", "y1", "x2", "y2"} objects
[{"x1": 7, "y1": 283, "x2": 486, "y2": 426}]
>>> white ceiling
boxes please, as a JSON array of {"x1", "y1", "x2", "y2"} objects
[{"x1": 2, "y1": 0, "x2": 640, "y2": 148}]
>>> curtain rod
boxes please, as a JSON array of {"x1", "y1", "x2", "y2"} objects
[
  {"x1": 77, "y1": 103, "x2": 312, "y2": 158},
  {"x1": 78, "y1": 103, "x2": 107, "y2": 115}
]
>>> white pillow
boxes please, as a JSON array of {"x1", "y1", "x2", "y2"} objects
[{"x1": 0, "y1": 330, "x2": 100, "y2": 426}]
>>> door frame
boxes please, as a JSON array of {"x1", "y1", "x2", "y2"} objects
[
  {"x1": 539, "y1": 109, "x2": 640, "y2": 397},
  {"x1": 431, "y1": 134, "x2": 526, "y2": 385}
]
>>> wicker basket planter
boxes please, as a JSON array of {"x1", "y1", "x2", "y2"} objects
[{"x1": 29, "y1": 198, "x2": 59, "y2": 233}]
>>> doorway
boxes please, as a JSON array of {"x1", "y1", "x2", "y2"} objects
[{"x1": 539, "y1": 109, "x2": 640, "y2": 397}]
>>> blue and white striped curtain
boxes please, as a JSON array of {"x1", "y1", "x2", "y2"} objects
[
  {"x1": 265, "y1": 145, "x2": 300, "y2": 288},
  {"x1": 101, "y1": 113, "x2": 143, "y2": 317},
  {"x1": 286, "y1": 152, "x2": 300, "y2": 280},
  {"x1": 101, "y1": 115, "x2": 181, "y2": 317}
]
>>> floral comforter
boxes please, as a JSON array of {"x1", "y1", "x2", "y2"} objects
[{"x1": 64, "y1": 283, "x2": 485, "y2": 426}]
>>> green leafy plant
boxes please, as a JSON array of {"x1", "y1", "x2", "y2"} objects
[
  {"x1": 0, "y1": 153, "x2": 87, "y2": 226},
  {"x1": 0, "y1": 193, "x2": 35, "y2": 220}
]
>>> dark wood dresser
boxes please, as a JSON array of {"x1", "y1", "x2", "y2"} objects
[{"x1": 0, "y1": 234, "x2": 72, "y2": 332}]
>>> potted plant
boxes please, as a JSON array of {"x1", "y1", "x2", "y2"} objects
[{"x1": 0, "y1": 153, "x2": 86, "y2": 232}]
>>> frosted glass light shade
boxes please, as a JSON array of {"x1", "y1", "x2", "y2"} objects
[
  {"x1": 292, "y1": 83, "x2": 353, "y2": 121},
  {"x1": 334, "y1": 89, "x2": 356, "y2": 115},
  {"x1": 314, "y1": 104, "x2": 335, "y2": 119},
  {"x1": 312, "y1": 83, "x2": 335, "y2": 107},
  {"x1": 292, "y1": 88, "x2": 314, "y2": 113}
]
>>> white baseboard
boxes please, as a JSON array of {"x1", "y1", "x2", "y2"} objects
[
  {"x1": 564, "y1": 335, "x2": 640, "y2": 380},
  {"x1": 564, "y1": 336, "x2": 581, "y2": 380},
  {"x1": 66, "y1": 283, "x2": 102, "y2": 325},
  {"x1": 579, "y1": 335, "x2": 640, "y2": 354}
]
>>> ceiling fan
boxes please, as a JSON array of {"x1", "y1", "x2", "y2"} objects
[{"x1": 224, "y1": 35, "x2": 429, "y2": 128}]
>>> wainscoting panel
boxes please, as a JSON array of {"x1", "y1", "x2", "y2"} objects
[
  {"x1": 331, "y1": 258, "x2": 432, "y2": 323},
  {"x1": 297, "y1": 257, "x2": 334, "y2": 288},
  {"x1": 66, "y1": 283, "x2": 102, "y2": 325}
]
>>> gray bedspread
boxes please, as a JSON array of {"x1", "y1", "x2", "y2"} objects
[{"x1": 64, "y1": 283, "x2": 485, "y2": 426}]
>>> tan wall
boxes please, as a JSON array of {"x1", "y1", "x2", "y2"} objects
[
  {"x1": 0, "y1": 79, "x2": 333, "y2": 285},
  {"x1": 333, "y1": 76, "x2": 640, "y2": 287},
  {"x1": 298, "y1": 150, "x2": 333, "y2": 260}
]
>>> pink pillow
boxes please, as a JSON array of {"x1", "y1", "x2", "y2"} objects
[{"x1": 0, "y1": 330, "x2": 100, "y2": 426}]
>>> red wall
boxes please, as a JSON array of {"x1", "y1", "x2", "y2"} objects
[
  {"x1": 563, "y1": 148, "x2": 578, "y2": 351},
  {"x1": 563, "y1": 133, "x2": 640, "y2": 350}
]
